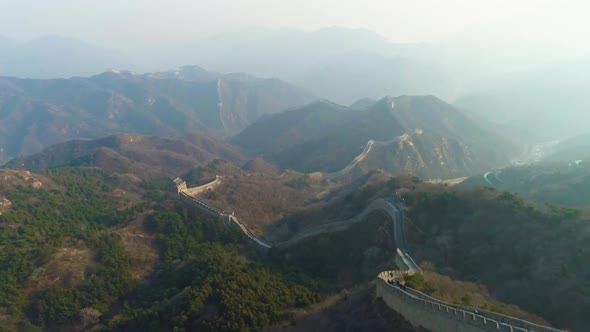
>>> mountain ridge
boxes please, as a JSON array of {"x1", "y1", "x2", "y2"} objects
[
  {"x1": 233, "y1": 95, "x2": 516, "y2": 178},
  {"x1": 0, "y1": 68, "x2": 314, "y2": 163},
  {"x1": 2, "y1": 132, "x2": 245, "y2": 177}
]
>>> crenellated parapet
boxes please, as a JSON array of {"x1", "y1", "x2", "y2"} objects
[
  {"x1": 175, "y1": 175, "x2": 221, "y2": 196},
  {"x1": 185, "y1": 175, "x2": 221, "y2": 196}
]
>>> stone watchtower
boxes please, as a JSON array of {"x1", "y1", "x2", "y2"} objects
[{"x1": 173, "y1": 177, "x2": 187, "y2": 194}]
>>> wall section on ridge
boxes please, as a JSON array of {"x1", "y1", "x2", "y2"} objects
[
  {"x1": 377, "y1": 279, "x2": 487, "y2": 332},
  {"x1": 174, "y1": 176, "x2": 562, "y2": 332}
]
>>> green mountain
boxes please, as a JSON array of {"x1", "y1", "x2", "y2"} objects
[{"x1": 234, "y1": 95, "x2": 516, "y2": 178}]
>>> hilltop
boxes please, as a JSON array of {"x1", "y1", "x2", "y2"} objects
[{"x1": 3, "y1": 132, "x2": 245, "y2": 177}]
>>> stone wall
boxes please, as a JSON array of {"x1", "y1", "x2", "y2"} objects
[
  {"x1": 376, "y1": 273, "x2": 563, "y2": 332},
  {"x1": 377, "y1": 278, "x2": 487, "y2": 332},
  {"x1": 179, "y1": 192, "x2": 222, "y2": 218},
  {"x1": 228, "y1": 215, "x2": 272, "y2": 248},
  {"x1": 174, "y1": 176, "x2": 561, "y2": 332},
  {"x1": 175, "y1": 177, "x2": 271, "y2": 249},
  {"x1": 275, "y1": 198, "x2": 421, "y2": 274},
  {"x1": 184, "y1": 175, "x2": 221, "y2": 196},
  {"x1": 276, "y1": 198, "x2": 395, "y2": 248}
]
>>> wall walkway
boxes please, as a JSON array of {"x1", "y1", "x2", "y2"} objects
[
  {"x1": 377, "y1": 271, "x2": 563, "y2": 332},
  {"x1": 176, "y1": 177, "x2": 271, "y2": 248}
]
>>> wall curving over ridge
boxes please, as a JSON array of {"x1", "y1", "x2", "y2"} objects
[
  {"x1": 173, "y1": 176, "x2": 563, "y2": 332},
  {"x1": 376, "y1": 275, "x2": 563, "y2": 332}
]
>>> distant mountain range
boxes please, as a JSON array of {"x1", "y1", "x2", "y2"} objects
[
  {"x1": 0, "y1": 66, "x2": 314, "y2": 163},
  {"x1": 0, "y1": 29, "x2": 456, "y2": 104},
  {"x1": 4, "y1": 28, "x2": 584, "y2": 109},
  {"x1": 2, "y1": 132, "x2": 244, "y2": 177},
  {"x1": 165, "y1": 26, "x2": 584, "y2": 104},
  {"x1": 1, "y1": 92, "x2": 521, "y2": 181},
  {"x1": 168, "y1": 27, "x2": 456, "y2": 104},
  {"x1": 233, "y1": 95, "x2": 517, "y2": 179}
]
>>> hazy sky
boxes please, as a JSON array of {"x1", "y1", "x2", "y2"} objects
[{"x1": 0, "y1": 0, "x2": 588, "y2": 51}]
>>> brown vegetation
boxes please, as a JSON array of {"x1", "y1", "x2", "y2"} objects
[
  {"x1": 111, "y1": 211, "x2": 159, "y2": 281},
  {"x1": 4, "y1": 132, "x2": 245, "y2": 178},
  {"x1": 190, "y1": 161, "x2": 342, "y2": 238},
  {"x1": 28, "y1": 239, "x2": 97, "y2": 291},
  {"x1": 418, "y1": 269, "x2": 551, "y2": 325}
]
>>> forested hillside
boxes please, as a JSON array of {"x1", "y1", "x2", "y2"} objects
[
  {"x1": 402, "y1": 186, "x2": 590, "y2": 331},
  {"x1": 0, "y1": 167, "x2": 323, "y2": 331},
  {"x1": 0, "y1": 167, "x2": 147, "y2": 330},
  {"x1": 265, "y1": 173, "x2": 589, "y2": 331}
]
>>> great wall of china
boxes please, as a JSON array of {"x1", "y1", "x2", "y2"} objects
[
  {"x1": 280, "y1": 99, "x2": 424, "y2": 182},
  {"x1": 173, "y1": 175, "x2": 564, "y2": 332},
  {"x1": 174, "y1": 176, "x2": 272, "y2": 248}
]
